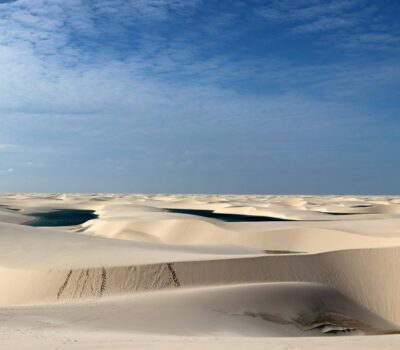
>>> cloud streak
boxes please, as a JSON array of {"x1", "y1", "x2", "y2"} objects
[
  {"x1": 257, "y1": 0, "x2": 400, "y2": 52},
  {"x1": 0, "y1": 144, "x2": 18, "y2": 150}
]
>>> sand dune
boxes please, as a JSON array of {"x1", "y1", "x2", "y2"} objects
[
  {"x1": 83, "y1": 216, "x2": 400, "y2": 252},
  {"x1": 0, "y1": 283, "x2": 393, "y2": 337},
  {"x1": 0, "y1": 193, "x2": 400, "y2": 349}
]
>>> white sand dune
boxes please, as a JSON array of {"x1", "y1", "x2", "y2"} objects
[
  {"x1": 83, "y1": 216, "x2": 400, "y2": 252},
  {"x1": 0, "y1": 194, "x2": 400, "y2": 349},
  {"x1": 0, "y1": 283, "x2": 393, "y2": 337}
]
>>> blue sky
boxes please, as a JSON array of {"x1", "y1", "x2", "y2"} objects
[{"x1": 0, "y1": 0, "x2": 399, "y2": 194}]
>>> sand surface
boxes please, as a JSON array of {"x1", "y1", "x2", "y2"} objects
[{"x1": 0, "y1": 193, "x2": 400, "y2": 349}]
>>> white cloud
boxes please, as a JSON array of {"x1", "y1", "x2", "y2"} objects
[
  {"x1": 0, "y1": 0, "x2": 397, "y2": 123},
  {"x1": 0, "y1": 167, "x2": 14, "y2": 174},
  {"x1": 0, "y1": 144, "x2": 18, "y2": 150},
  {"x1": 0, "y1": 0, "x2": 398, "y2": 159},
  {"x1": 293, "y1": 16, "x2": 355, "y2": 34},
  {"x1": 257, "y1": 0, "x2": 362, "y2": 22},
  {"x1": 257, "y1": 0, "x2": 400, "y2": 51}
]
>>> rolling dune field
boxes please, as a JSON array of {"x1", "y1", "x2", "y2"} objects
[{"x1": 0, "y1": 193, "x2": 400, "y2": 349}]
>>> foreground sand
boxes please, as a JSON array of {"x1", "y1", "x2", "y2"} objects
[{"x1": 0, "y1": 193, "x2": 400, "y2": 349}]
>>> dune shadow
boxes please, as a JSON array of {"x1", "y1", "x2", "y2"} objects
[{"x1": 166, "y1": 208, "x2": 293, "y2": 222}]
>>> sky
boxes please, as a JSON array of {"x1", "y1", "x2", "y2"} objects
[{"x1": 0, "y1": 0, "x2": 399, "y2": 194}]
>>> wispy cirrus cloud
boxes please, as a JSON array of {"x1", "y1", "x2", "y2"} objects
[
  {"x1": 258, "y1": 0, "x2": 361, "y2": 22},
  {"x1": 257, "y1": 0, "x2": 400, "y2": 52},
  {"x1": 0, "y1": 0, "x2": 398, "y2": 121}
]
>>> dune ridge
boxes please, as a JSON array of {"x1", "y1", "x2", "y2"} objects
[{"x1": 1, "y1": 246, "x2": 400, "y2": 329}]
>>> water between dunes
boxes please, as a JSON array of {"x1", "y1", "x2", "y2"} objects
[{"x1": 26, "y1": 209, "x2": 98, "y2": 227}]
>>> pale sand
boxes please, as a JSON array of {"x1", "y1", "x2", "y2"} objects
[{"x1": 0, "y1": 193, "x2": 400, "y2": 349}]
